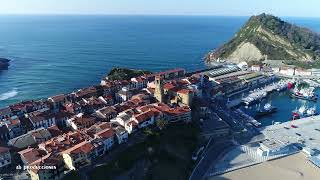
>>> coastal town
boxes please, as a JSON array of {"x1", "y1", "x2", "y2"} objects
[{"x1": 1, "y1": 59, "x2": 320, "y2": 180}]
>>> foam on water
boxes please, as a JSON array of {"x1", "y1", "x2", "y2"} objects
[{"x1": 0, "y1": 89, "x2": 18, "y2": 101}]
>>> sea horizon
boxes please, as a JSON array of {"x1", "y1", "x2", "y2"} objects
[
  {"x1": 0, "y1": 15, "x2": 319, "y2": 108},
  {"x1": 0, "y1": 13, "x2": 319, "y2": 19}
]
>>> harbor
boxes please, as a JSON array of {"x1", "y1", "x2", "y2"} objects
[
  {"x1": 235, "y1": 78, "x2": 320, "y2": 126},
  {"x1": 240, "y1": 79, "x2": 293, "y2": 106}
]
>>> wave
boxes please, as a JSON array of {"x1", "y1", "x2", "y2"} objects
[{"x1": 0, "y1": 89, "x2": 18, "y2": 101}]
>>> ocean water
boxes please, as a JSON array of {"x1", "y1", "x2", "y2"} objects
[{"x1": 0, "y1": 15, "x2": 319, "y2": 109}]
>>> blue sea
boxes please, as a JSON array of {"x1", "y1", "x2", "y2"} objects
[{"x1": 0, "y1": 15, "x2": 320, "y2": 113}]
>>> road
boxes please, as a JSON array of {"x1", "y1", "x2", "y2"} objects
[{"x1": 189, "y1": 140, "x2": 234, "y2": 180}]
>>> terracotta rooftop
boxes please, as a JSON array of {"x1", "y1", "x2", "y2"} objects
[
  {"x1": 47, "y1": 125, "x2": 63, "y2": 137},
  {"x1": 163, "y1": 83, "x2": 176, "y2": 90},
  {"x1": 18, "y1": 148, "x2": 48, "y2": 165},
  {"x1": 28, "y1": 111, "x2": 54, "y2": 124},
  {"x1": 177, "y1": 89, "x2": 194, "y2": 95},
  {"x1": 49, "y1": 94, "x2": 65, "y2": 102},
  {"x1": 71, "y1": 141, "x2": 95, "y2": 154},
  {"x1": 96, "y1": 128, "x2": 115, "y2": 139},
  {"x1": 98, "y1": 106, "x2": 117, "y2": 115}
]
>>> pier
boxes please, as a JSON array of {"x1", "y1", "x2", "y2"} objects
[{"x1": 241, "y1": 79, "x2": 292, "y2": 106}]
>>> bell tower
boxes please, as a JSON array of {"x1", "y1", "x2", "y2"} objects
[{"x1": 154, "y1": 75, "x2": 164, "y2": 103}]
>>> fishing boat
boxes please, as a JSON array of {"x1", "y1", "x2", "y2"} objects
[
  {"x1": 305, "y1": 106, "x2": 318, "y2": 117},
  {"x1": 255, "y1": 103, "x2": 277, "y2": 118},
  {"x1": 292, "y1": 105, "x2": 317, "y2": 120},
  {"x1": 291, "y1": 87, "x2": 317, "y2": 101}
]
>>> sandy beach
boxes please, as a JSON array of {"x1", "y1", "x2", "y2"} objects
[{"x1": 208, "y1": 153, "x2": 320, "y2": 180}]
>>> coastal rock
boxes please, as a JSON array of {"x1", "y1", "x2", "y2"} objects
[
  {"x1": 205, "y1": 13, "x2": 320, "y2": 67},
  {"x1": 0, "y1": 58, "x2": 10, "y2": 70}
]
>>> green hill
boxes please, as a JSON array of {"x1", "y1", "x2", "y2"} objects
[
  {"x1": 107, "y1": 68, "x2": 151, "y2": 81},
  {"x1": 206, "y1": 13, "x2": 320, "y2": 67}
]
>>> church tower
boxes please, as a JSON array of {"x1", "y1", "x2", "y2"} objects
[{"x1": 154, "y1": 75, "x2": 164, "y2": 103}]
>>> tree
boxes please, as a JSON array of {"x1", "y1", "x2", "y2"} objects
[{"x1": 156, "y1": 119, "x2": 168, "y2": 130}]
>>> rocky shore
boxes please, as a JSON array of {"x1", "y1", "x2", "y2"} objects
[{"x1": 0, "y1": 58, "x2": 10, "y2": 70}]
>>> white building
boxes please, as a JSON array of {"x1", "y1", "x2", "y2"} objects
[
  {"x1": 279, "y1": 66, "x2": 295, "y2": 76},
  {"x1": 115, "y1": 87, "x2": 133, "y2": 103},
  {"x1": 114, "y1": 126, "x2": 129, "y2": 144},
  {"x1": 237, "y1": 62, "x2": 248, "y2": 70},
  {"x1": 295, "y1": 68, "x2": 312, "y2": 76},
  {"x1": 131, "y1": 76, "x2": 147, "y2": 90},
  {"x1": 95, "y1": 128, "x2": 115, "y2": 151},
  {"x1": 251, "y1": 65, "x2": 261, "y2": 72},
  {"x1": 311, "y1": 68, "x2": 320, "y2": 77},
  {"x1": 26, "y1": 111, "x2": 56, "y2": 129},
  {"x1": 257, "y1": 139, "x2": 292, "y2": 157}
]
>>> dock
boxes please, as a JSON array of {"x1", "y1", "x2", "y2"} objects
[{"x1": 241, "y1": 79, "x2": 292, "y2": 105}]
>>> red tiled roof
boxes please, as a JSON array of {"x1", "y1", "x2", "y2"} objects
[
  {"x1": 128, "y1": 120, "x2": 138, "y2": 127},
  {"x1": 18, "y1": 148, "x2": 47, "y2": 164},
  {"x1": 47, "y1": 125, "x2": 63, "y2": 137},
  {"x1": 134, "y1": 109, "x2": 160, "y2": 123},
  {"x1": 96, "y1": 128, "x2": 115, "y2": 139},
  {"x1": 49, "y1": 94, "x2": 65, "y2": 102},
  {"x1": 177, "y1": 89, "x2": 194, "y2": 95},
  {"x1": 163, "y1": 83, "x2": 175, "y2": 90},
  {"x1": 71, "y1": 142, "x2": 94, "y2": 154}
]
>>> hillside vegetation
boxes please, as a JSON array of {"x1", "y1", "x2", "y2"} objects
[
  {"x1": 206, "y1": 13, "x2": 320, "y2": 66},
  {"x1": 107, "y1": 68, "x2": 152, "y2": 81}
]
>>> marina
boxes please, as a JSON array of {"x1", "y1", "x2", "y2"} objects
[
  {"x1": 239, "y1": 81, "x2": 320, "y2": 126},
  {"x1": 240, "y1": 79, "x2": 293, "y2": 106}
]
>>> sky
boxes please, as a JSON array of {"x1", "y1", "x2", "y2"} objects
[{"x1": 0, "y1": 0, "x2": 319, "y2": 17}]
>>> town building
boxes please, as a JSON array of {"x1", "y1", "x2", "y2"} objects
[
  {"x1": 48, "y1": 94, "x2": 67, "y2": 112},
  {"x1": 153, "y1": 103, "x2": 191, "y2": 123},
  {"x1": 257, "y1": 139, "x2": 292, "y2": 157},
  {"x1": 0, "y1": 124, "x2": 10, "y2": 141},
  {"x1": 0, "y1": 146, "x2": 11, "y2": 168},
  {"x1": 147, "y1": 68, "x2": 186, "y2": 82},
  {"x1": 66, "y1": 114, "x2": 97, "y2": 130},
  {"x1": 131, "y1": 76, "x2": 148, "y2": 89},
  {"x1": 0, "y1": 107, "x2": 13, "y2": 120},
  {"x1": 115, "y1": 87, "x2": 133, "y2": 103},
  {"x1": 28, "y1": 154, "x2": 66, "y2": 180},
  {"x1": 8, "y1": 127, "x2": 52, "y2": 149},
  {"x1": 113, "y1": 126, "x2": 129, "y2": 144},
  {"x1": 72, "y1": 86, "x2": 97, "y2": 101},
  {"x1": 279, "y1": 66, "x2": 295, "y2": 76},
  {"x1": 311, "y1": 68, "x2": 320, "y2": 77},
  {"x1": 95, "y1": 106, "x2": 118, "y2": 121},
  {"x1": 26, "y1": 110, "x2": 56, "y2": 129},
  {"x1": 251, "y1": 65, "x2": 261, "y2": 72},
  {"x1": 94, "y1": 128, "x2": 115, "y2": 151},
  {"x1": 295, "y1": 68, "x2": 312, "y2": 76}
]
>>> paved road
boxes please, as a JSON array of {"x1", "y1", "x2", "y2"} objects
[{"x1": 189, "y1": 140, "x2": 234, "y2": 180}]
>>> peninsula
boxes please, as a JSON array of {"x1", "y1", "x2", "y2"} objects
[{"x1": 205, "y1": 13, "x2": 320, "y2": 67}]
